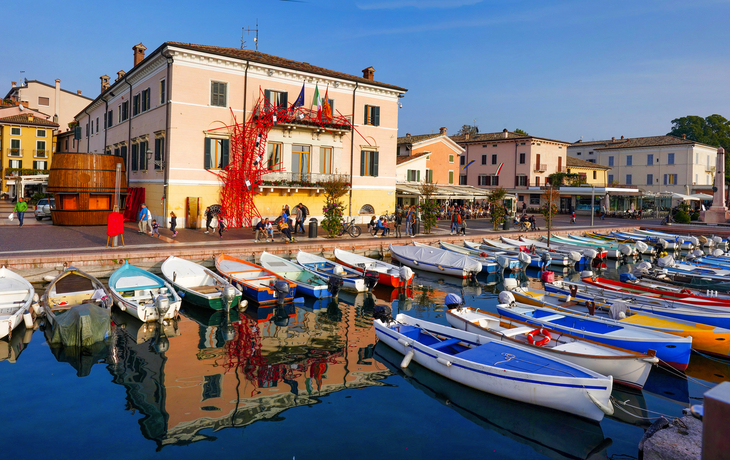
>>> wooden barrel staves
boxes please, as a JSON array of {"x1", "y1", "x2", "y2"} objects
[{"x1": 47, "y1": 153, "x2": 128, "y2": 226}]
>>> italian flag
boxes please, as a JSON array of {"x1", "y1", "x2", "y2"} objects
[
  {"x1": 496, "y1": 162, "x2": 504, "y2": 175},
  {"x1": 312, "y1": 83, "x2": 322, "y2": 118}
]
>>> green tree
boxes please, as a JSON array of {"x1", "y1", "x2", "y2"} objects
[
  {"x1": 418, "y1": 181, "x2": 439, "y2": 234},
  {"x1": 487, "y1": 186, "x2": 507, "y2": 230},
  {"x1": 668, "y1": 114, "x2": 730, "y2": 182},
  {"x1": 456, "y1": 124, "x2": 479, "y2": 137},
  {"x1": 514, "y1": 128, "x2": 529, "y2": 135},
  {"x1": 320, "y1": 175, "x2": 350, "y2": 238}
]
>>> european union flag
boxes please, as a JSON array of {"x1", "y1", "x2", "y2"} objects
[{"x1": 291, "y1": 81, "x2": 305, "y2": 108}]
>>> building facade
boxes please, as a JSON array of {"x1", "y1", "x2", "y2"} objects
[
  {"x1": 4, "y1": 79, "x2": 91, "y2": 131},
  {"x1": 396, "y1": 128, "x2": 464, "y2": 185},
  {"x1": 75, "y1": 42, "x2": 406, "y2": 227}
]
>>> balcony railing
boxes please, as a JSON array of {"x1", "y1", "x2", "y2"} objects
[
  {"x1": 34, "y1": 149, "x2": 47, "y2": 158},
  {"x1": 533, "y1": 163, "x2": 547, "y2": 172},
  {"x1": 260, "y1": 172, "x2": 351, "y2": 188},
  {"x1": 557, "y1": 166, "x2": 567, "y2": 173},
  {"x1": 253, "y1": 106, "x2": 352, "y2": 131},
  {"x1": 7, "y1": 148, "x2": 22, "y2": 157}
]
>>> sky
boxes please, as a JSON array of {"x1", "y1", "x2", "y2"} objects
[{"x1": 2, "y1": 0, "x2": 729, "y2": 143}]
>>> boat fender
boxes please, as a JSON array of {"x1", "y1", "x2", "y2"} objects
[
  {"x1": 527, "y1": 328, "x2": 551, "y2": 346},
  {"x1": 498, "y1": 291, "x2": 516, "y2": 305},
  {"x1": 178, "y1": 290, "x2": 185, "y2": 298},
  {"x1": 398, "y1": 338, "x2": 411, "y2": 347},
  {"x1": 587, "y1": 390, "x2": 614, "y2": 416},
  {"x1": 23, "y1": 312, "x2": 33, "y2": 328},
  {"x1": 680, "y1": 289, "x2": 692, "y2": 295},
  {"x1": 119, "y1": 304, "x2": 127, "y2": 311},
  {"x1": 436, "y1": 357, "x2": 452, "y2": 367},
  {"x1": 400, "y1": 349, "x2": 415, "y2": 368}
]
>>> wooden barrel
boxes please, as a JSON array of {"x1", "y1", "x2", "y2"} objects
[{"x1": 48, "y1": 153, "x2": 127, "y2": 226}]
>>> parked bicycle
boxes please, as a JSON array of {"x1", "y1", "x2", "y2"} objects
[{"x1": 338, "y1": 218, "x2": 362, "y2": 238}]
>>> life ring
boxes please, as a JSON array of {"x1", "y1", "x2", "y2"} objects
[
  {"x1": 480, "y1": 252, "x2": 489, "y2": 258},
  {"x1": 527, "y1": 328, "x2": 551, "y2": 347},
  {"x1": 679, "y1": 289, "x2": 692, "y2": 295}
]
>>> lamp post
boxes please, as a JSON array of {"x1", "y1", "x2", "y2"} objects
[{"x1": 591, "y1": 185, "x2": 595, "y2": 227}]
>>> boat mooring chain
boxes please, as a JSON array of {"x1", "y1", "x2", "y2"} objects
[
  {"x1": 657, "y1": 353, "x2": 714, "y2": 390},
  {"x1": 610, "y1": 396, "x2": 680, "y2": 422}
]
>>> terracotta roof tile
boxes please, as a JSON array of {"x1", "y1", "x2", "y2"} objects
[
  {"x1": 450, "y1": 131, "x2": 570, "y2": 145},
  {"x1": 396, "y1": 151, "x2": 430, "y2": 165},
  {"x1": 0, "y1": 113, "x2": 58, "y2": 127},
  {"x1": 168, "y1": 42, "x2": 407, "y2": 92},
  {"x1": 566, "y1": 156, "x2": 611, "y2": 169},
  {"x1": 397, "y1": 133, "x2": 442, "y2": 145},
  {"x1": 594, "y1": 135, "x2": 699, "y2": 150}
]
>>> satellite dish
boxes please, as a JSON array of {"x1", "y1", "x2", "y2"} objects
[{"x1": 18, "y1": 104, "x2": 24, "y2": 111}]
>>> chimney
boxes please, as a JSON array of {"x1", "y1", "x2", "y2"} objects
[
  {"x1": 502, "y1": 128, "x2": 508, "y2": 139},
  {"x1": 611, "y1": 137, "x2": 615, "y2": 142},
  {"x1": 11, "y1": 81, "x2": 16, "y2": 88},
  {"x1": 100, "y1": 74, "x2": 111, "y2": 92},
  {"x1": 406, "y1": 133, "x2": 411, "y2": 137},
  {"x1": 682, "y1": 134, "x2": 687, "y2": 139},
  {"x1": 55, "y1": 79, "x2": 61, "y2": 121},
  {"x1": 115, "y1": 70, "x2": 126, "y2": 82},
  {"x1": 465, "y1": 132, "x2": 470, "y2": 140},
  {"x1": 77, "y1": 90, "x2": 82, "y2": 95},
  {"x1": 620, "y1": 135, "x2": 624, "y2": 139},
  {"x1": 28, "y1": 114, "x2": 33, "y2": 122},
  {"x1": 362, "y1": 66, "x2": 375, "y2": 81},
  {"x1": 439, "y1": 127, "x2": 447, "y2": 136},
  {"x1": 133, "y1": 43, "x2": 147, "y2": 66}
]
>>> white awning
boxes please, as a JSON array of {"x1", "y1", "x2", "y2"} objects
[{"x1": 396, "y1": 183, "x2": 494, "y2": 200}]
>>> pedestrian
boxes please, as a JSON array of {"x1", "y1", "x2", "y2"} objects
[
  {"x1": 204, "y1": 207, "x2": 214, "y2": 234},
  {"x1": 570, "y1": 211, "x2": 576, "y2": 224},
  {"x1": 405, "y1": 206, "x2": 413, "y2": 237},
  {"x1": 254, "y1": 218, "x2": 266, "y2": 243},
  {"x1": 284, "y1": 204, "x2": 291, "y2": 228},
  {"x1": 460, "y1": 216, "x2": 467, "y2": 236},
  {"x1": 294, "y1": 203, "x2": 305, "y2": 234},
  {"x1": 151, "y1": 219, "x2": 160, "y2": 237},
  {"x1": 600, "y1": 205, "x2": 606, "y2": 221},
  {"x1": 169, "y1": 212, "x2": 177, "y2": 237},
  {"x1": 217, "y1": 214, "x2": 226, "y2": 239},
  {"x1": 450, "y1": 212, "x2": 458, "y2": 235},
  {"x1": 522, "y1": 201, "x2": 527, "y2": 215},
  {"x1": 137, "y1": 203, "x2": 152, "y2": 234},
  {"x1": 394, "y1": 211, "x2": 402, "y2": 238},
  {"x1": 13, "y1": 197, "x2": 27, "y2": 227},
  {"x1": 265, "y1": 218, "x2": 274, "y2": 241}
]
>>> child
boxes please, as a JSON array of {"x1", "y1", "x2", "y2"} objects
[
  {"x1": 265, "y1": 218, "x2": 274, "y2": 242},
  {"x1": 169, "y1": 212, "x2": 177, "y2": 237},
  {"x1": 151, "y1": 219, "x2": 160, "y2": 237},
  {"x1": 570, "y1": 211, "x2": 576, "y2": 224},
  {"x1": 459, "y1": 218, "x2": 467, "y2": 236},
  {"x1": 217, "y1": 214, "x2": 226, "y2": 239}
]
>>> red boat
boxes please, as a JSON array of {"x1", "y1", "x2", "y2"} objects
[{"x1": 334, "y1": 248, "x2": 414, "y2": 288}]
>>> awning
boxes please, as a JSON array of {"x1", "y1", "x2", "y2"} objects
[
  {"x1": 395, "y1": 183, "x2": 494, "y2": 200},
  {"x1": 669, "y1": 193, "x2": 699, "y2": 201},
  {"x1": 688, "y1": 193, "x2": 713, "y2": 200}
]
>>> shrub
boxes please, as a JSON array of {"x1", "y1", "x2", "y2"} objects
[
  {"x1": 674, "y1": 210, "x2": 691, "y2": 224},
  {"x1": 690, "y1": 212, "x2": 700, "y2": 221}
]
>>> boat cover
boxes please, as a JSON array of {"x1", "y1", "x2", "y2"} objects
[
  {"x1": 391, "y1": 245, "x2": 482, "y2": 273},
  {"x1": 49, "y1": 303, "x2": 111, "y2": 347}
]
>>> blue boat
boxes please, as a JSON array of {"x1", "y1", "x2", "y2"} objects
[
  {"x1": 259, "y1": 252, "x2": 331, "y2": 298},
  {"x1": 296, "y1": 250, "x2": 367, "y2": 292},
  {"x1": 496, "y1": 295, "x2": 692, "y2": 371},
  {"x1": 109, "y1": 262, "x2": 182, "y2": 322},
  {"x1": 460, "y1": 240, "x2": 546, "y2": 269},
  {"x1": 215, "y1": 253, "x2": 297, "y2": 305}
]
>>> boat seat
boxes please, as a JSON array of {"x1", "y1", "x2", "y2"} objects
[
  {"x1": 500, "y1": 326, "x2": 536, "y2": 338},
  {"x1": 539, "y1": 314, "x2": 565, "y2": 322},
  {"x1": 430, "y1": 338, "x2": 461, "y2": 350},
  {"x1": 189, "y1": 285, "x2": 220, "y2": 294}
]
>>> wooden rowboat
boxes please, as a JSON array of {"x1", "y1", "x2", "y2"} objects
[{"x1": 161, "y1": 256, "x2": 242, "y2": 311}]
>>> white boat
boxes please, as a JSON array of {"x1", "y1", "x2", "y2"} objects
[
  {"x1": 389, "y1": 244, "x2": 482, "y2": 278},
  {"x1": 477, "y1": 239, "x2": 571, "y2": 266},
  {"x1": 0, "y1": 267, "x2": 37, "y2": 340},
  {"x1": 517, "y1": 236, "x2": 605, "y2": 261},
  {"x1": 333, "y1": 248, "x2": 414, "y2": 288},
  {"x1": 496, "y1": 237, "x2": 586, "y2": 264},
  {"x1": 108, "y1": 262, "x2": 182, "y2": 322},
  {"x1": 259, "y1": 252, "x2": 331, "y2": 298},
  {"x1": 446, "y1": 306, "x2": 658, "y2": 389},
  {"x1": 161, "y1": 256, "x2": 242, "y2": 311},
  {"x1": 375, "y1": 314, "x2": 614, "y2": 422},
  {"x1": 296, "y1": 250, "x2": 367, "y2": 292}
]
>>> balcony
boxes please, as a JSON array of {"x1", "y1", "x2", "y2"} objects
[
  {"x1": 258, "y1": 172, "x2": 351, "y2": 195},
  {"x1": 557, "y1": 166, "x2": 567, "y2": 173},
  {"x1": 253, "y1": 106, "x2": 352, "y2": 132},
  {"x1": 533, "y1": 163, "x2": 547, "y2": 172},
  {"x1": 7, "y1": 148, "x2": 22, "y2": 157},
  {"x1": 34, "y1": 149, "x2": 48, "y2": 158}
]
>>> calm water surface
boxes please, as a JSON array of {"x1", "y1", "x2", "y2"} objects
[{"x1": 1, "y1": 257, "x2": 724, "y2": 459}]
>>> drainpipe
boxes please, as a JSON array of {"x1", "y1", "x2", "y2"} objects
[
  {"x1": 242, "y1": 60, "x2": 250, "y2": 120},
  {"x1": 162, "y1": 50, "x2": 174, "y2": 227},
  {"x1": 103, "y1": 97, "x2": 108, "y2": 153},
  {"x1": 125, "y1": 78, "x2": 133, "y2": 179},
  {"x1": 348, "y1": 82, "x2": 359, "y2": 217},
  {"x1": 82, "y1": 107, "x2": 91, "y2": 153}
]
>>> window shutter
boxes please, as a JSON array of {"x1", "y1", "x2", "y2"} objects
[
  {"x1": 204, "y1": 138, "x2": 212, "y2": 169},
  {"x1": 364, "y1": 105, "x2": 368, "y2": 125},
  {"x1": 121, "y1": 146, "x2": 127, "y2": 167},
  {"x1": 373, "y1": 106, "x2": 380, "y2": 126},
  {"x1": 221, "y1": 83, "x2": 227, "y2": 106},
  {"x1": 141, "y1": 142, "x2": 147, "y2": 170},
  {"x1": 372, "y1": 151, "x2": 379, "y2": 176},
  {"x1": 154, "y1": 138, "x2": 161, "y2": 170},
  {"x1": 264, "y1": 89, "x2": 271, "y2": 109},
  {"x1": 131, "y1": 144, "x2": 138, "y2": 171},
  {"x1": 360, "y1": 151, "x2": 366, "y2": 176},
  {"x1": 417, "y1": 170, "x2": 420, "y2": 181},
  {"x1": 663, "y1": 174, "x2": 667, "y2": 185},
  {"x1": 515, "y1": 176, "x2": 518, "y2": 187},
  {"x1": 221, "y1": 139, "x2": 230, "y2": 168},
  {"x1": 280, "y1": 92, "x2": 288, "y2": 108},
  {"x1": 33, "y1": 161, "x2": 38, "y2": 169}
]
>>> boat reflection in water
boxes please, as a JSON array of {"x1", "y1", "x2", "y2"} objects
[
  {"x1": 42, "y1": 321, "x2": 110, "y2": 378},
  {"x1": 0, "y1": 320, "x2": 35, "y2": 363},
  {"x1": 106, "y1": 298, "x2": 391, "y2": 450},
  {"x1": 374, "y1": 343, "x2": 612, "y2": 460}
]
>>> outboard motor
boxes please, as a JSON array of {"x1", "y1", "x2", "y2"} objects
[
  {"x1": 496, "y1": 255, "x2": 511, "y2": 268},
  {"x1": 363, "y1": 270, "x2": 380, "y2": 291},
  {"x1": 328, "y1": 275, "x2": 344, "y2": 298},
  {"x1": 657, "y1": 255, "x2": 675, "y2": 268},
  {"x1": 688, "y1": 236, "x2": 700, "y2": 247},
  {"x1": 692, "y1": 249, "x2": 704, "y2": 258},
  {"x1": 502, "y1": 278, "x2": 519, "y2": 291},
  {"x1": 582, "y1": 249, "x2": 598, "y2": 261},
  {"x1": 618, "y1": 243, "x2": 633, "y2": 257},
  {"x1": 221, "y1": 284, "x2": 238, "y2": 311},
  {"x1": 633, "y1": 261, "x2": 652, "y2": 275},
  {"x1": 713, "y1": 248, "x2": 725, "y2": 257},
  {"x1": 273, "y1": 279, "x2": 291, "y2": 304},
  {"x1": 712, "y1": 236, "x2": 723, "y2": 245},
  {"x1": 498, "y1": 291, "x2": 516, "y2": 306},
  {"x1": 635, "y1": 241, "x2": 649, "y2": 254},
  {"x1": 445, "y1": 293, "x2": 463, "y2": 309},
  {"x1": 372, "y1": 301, "x2": 393, "y2": 322},
  {"x1": 155, "y1": 294, "x2": 171, "y2": 323},
  {"x1": 568, "y1": 251, "x2": 582, "y2": 262},
  {"x1": 517, "y1": 251, "x2": 532, "y2": 267},
  {"x1": 657, "y1": 238, "x2": 668, "y2": 250},
  {"x1": 540, "y1": 252, "x2": 552, "y2": 266},
  {"x1": 399, "y1": 266, "x2": 414, "y2": 285}
]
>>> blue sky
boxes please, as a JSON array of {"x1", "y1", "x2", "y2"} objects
[{"x1": 2, "y1": 0, "x2": 729, "y2": 142}]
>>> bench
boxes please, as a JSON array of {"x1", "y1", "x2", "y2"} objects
[
  {"x1": 430, "y1": 337, "x2": 462, "y2": 350},
  {"x1": 188, "y1": 285, "x2": 220, "y2": 294}
]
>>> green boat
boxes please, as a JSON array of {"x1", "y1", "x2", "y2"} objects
[{"x1": 161, "y1": 256, "x2": 243, "y2": 310}]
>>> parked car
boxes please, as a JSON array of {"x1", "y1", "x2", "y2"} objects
[{"x1": 34, "y1": 198, "x2": 55, "y2": 221}]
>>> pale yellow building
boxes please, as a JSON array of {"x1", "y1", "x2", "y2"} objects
[{"x1": 566, "y1": 156, "x2": 611, "y2": 186}]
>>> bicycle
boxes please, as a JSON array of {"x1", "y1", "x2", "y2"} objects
[{"x1": 338, "y1": 219, "x2": 362, "y2": 238}]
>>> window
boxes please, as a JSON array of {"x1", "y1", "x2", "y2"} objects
[
  {"x1": 608, "y1": 156, "x2": 614, "y2": 167},
  {"x1": 664, "y1": 174, "x2": 677, "y2": 185},
  {"x1": 626, "y1": 155, "x2": 632, "y2": 166},
  {"x1": 264, "y1": 89, "x2": 288, "y2": 110},
  {"x1": 114, "y1": 147, "x2": 119, "y2": 156},
  {"x1": 696, "y1": 152, "x2": 699, "y2": 164},
  {"x1": 460, "y1": 156, "x2": 465, "y2": 166},
  {"x1": 481, "y1": 154, "x2": 487, "y2": 165},
  {"x1": 33, "y1": 160, "x2": 47, "y2": 170},
  {"x1": 695, "y1": 173, "x2": 698, "y2": 184},
  {"x1": 107, "y1": 110, "x2": 113, "y2": 128},
  {"x1": 36, "y1": 141, "x2": 46, "y2": 157},
  {"x1": 154, "y1": 137, "x2": 164, "y2": 170},
  {"x1": 95, "y1": 117, "x2": 99, "y2": 132},
  {"x1": 267, "y1": 143, "x2": 281, "y2": 170},
  {"x1": 478, "y1": 175, "x2": 499, "y2": 186},
  {"x1": 360, "y1": 204, "x2": 375, "y2": 214},
  {"x1": 131, "y1": 143, "x2": 138, "y2": 171},
  {"x1": 426, "y1": 170, "x2": 433, "y2": 183},
  {"x1": 10, "y1": 139, "x2": 21, "y2": 156},
  {"x1": 160, "y1": 79, "x2": 166, "y2": 105},
  {"x1": 478, "y1": 174, "x2": 487, "y2": 186},
  {"x1": 407, "y1": 169, "x2": 421, "y2": 182},
  {"x1": 448, "y1": 154, "x2": 454, "y2": 163},
  {"x1": 530, "y1": 194, "x2": 541, "y2": 205},
  {"x1": 519, "y1": 153, "x2": 526, "y2": 164},
  {"x1": 668, "y1": 153, "x2": 674, "y2": 165},
  {"x1": 139, "y1": 140, "x2": 148, "y2": 170},
  {"x1": 593, "y1": 171, "x2": 597, "y2": 180},
  {"x1": 141, "y1": 88, "x2": 151, "y2": 112},
  {"x1": 64, "y1": 138, "x2": 68, "y2": 151},
  {"x1": 360, "y1": 150, "x2": 379, "y2": 177},
  {"x1": 118, "y1": 101, "x2": 129, "y2": 122},
  {"x1": 292, "y1": 144, "x2": 311, "y2": 179},
  {"x1": 647, "y1": 154, "x2": 653, "y2": 165},
  {"x1": 11, "y1": 127, "x2": 20, "y2": 135},
  {"x1": 647, "y1": 174, "x2": 653, "y2": 185},
  {"x1": 133, "y1": 93, "x2": 141, "y2": 116},
  {"x1": 448, "y1": 170, "x2": 454, "y2": 184},
  {"x1": 90, "y1": 120, "x2": 93, "y2": 135},
  {"x1": 459, "y1": 175, "x2": 467, "y2": 185},
  {"x1": 38, "y1": 96, "x2": 50, "y2": 106},
  {"x1": 608, "y1": 174, "x2": 614, "y2": 184},
  {"x1": 515, "y1": 175, "x2": 527, "y2": 186},
  {"x1": 491, "y1": 154, "x2": 497, "y2": 165},
  {"x1": 9, "y1": 159, "x2": 21, "y2": 169},
  {"x1": 588, "y1": 159, "x2": 595, "y2": 163},
  {"x1": 320, "y1": 147, "x2": 332, "y2": 174},
  {"x1": 534, "y1": 176, "x2": 541, "y2": 187},
  {"x1": 36, "y1": 129, "x2": 46, "y2": 137},
  {"x1": 626, "y1": 174, "x2": 632, "y2": 185},
  {"x1": 576, "y1": 151, "x2": 582, "y2": 156},
  {"x1": 120, "y1": 145, "x2": 127, "y2": 166},
  {"x1": 589, "y1": 150, "x2": 594, "y2": 155},
  {"x1": 85, "y1": 123, "x2": 89, "y2": 137},
  {"x1": 204, "y1": 138, "x2": 230, "y2": 170},
  {"x1": 211, "y1": 81, "x2": 227, "y2": 107},
  {"x1": 708, "y1": 155, "x2": 711, "y2": 170},
  {"x1": 363, "y1": 105, "x2": 380, "y2": 126}
]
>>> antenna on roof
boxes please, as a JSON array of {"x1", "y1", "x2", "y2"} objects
[{"x1": 241, "y1": 19, "x2": 259, "y2": 51}]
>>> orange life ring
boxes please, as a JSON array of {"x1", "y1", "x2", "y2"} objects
[
  {"x1": 679, "y1": 289, "x2": 692, "y2": 295},
  {"x1": 527, "y1": 328, "x2": 551, "y2": 347},
  {"x1": 480, "y1": 252, "x2": 488, "y2": 258}
]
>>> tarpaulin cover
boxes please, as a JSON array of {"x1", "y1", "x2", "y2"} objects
[
  {"x1": 48, "y1": 304, "x2": 111, "y2": 348},
  {"x1": 390, "y1": 245, "x2": 482, "y2": 272},
  {"x1": 47, "y1": 340, "x2": 110, "y2": 378}
]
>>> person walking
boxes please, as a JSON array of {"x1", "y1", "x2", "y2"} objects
[
  {"x1": 137, "y1": 203, "x2": 152, "y2": 234},
  {"x1": 405, "y1": 206, "x2": 413, "y2": 237},
  {"x1": 294, "y1": 204, "x2": 305, "y2": 234},
  {"x1": 169, "y1": 212, "x2": 178, "y2": 237},
  {"x1": 570, "y1": 211, "x2": 576, "y2": 224},
  {"x1": 151, "y1": 219, "x2": 160, "y2": 237},
  {"x1": 394, "y1": 211, "x2": 402, "y2": 238},
  {"x1": 450, "y1": 211, "x2": 458, "y2": 235},
  {"x1": 13, "y1": 197, "x2": 27, "y2": 227},
  {"x1": 600, "y1": 205, "x2": 606, "y2": 221},
  {"x1": 204, "y1": 207, "x2": 214, "y2": 234},
  {"x1": 217, "y1": 214, "x2": 226, "y2": 239}
]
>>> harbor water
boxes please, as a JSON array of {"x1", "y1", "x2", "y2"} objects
[{"x1": 1, "y1": 257, "x2": 724, "y2": 459}]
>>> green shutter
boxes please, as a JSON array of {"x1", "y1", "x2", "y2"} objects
[
  {"x1": 417, "y1": 170, "x2": 420, "y2": 182},
  {"x1": 360, "y1": 150, "x2": 366, "y2": 176},
  {"x1": 364, "y1": 105, "x2": 369, "y2": 125},
  {"x1": 204, "y1": 138, "x2": 212, "y2": 169},
  {"x1": 131, "y1": 144, "x2": 138, "y2": 171},
  {"x1": 264, "y1": 90, "x2": 271, "y2": 109},
  {"x1": 221, "y1": 139, "x2": 230, "y2": 168},
  {"x1": 33, "y1": 161, "x2": 38, "y2": 170},
  {"x1": 280, "y1": 92, "x2": 288, "y2": 108},
  {"x1": 154, "y1": 138, "x2": 161, "y2": 170},
  {"x1": 373, "y1": 106, "x2": 380, "y2": 126},
  {"x1": 372, "y1": 151, "x2": 379, "y2": 177}
]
